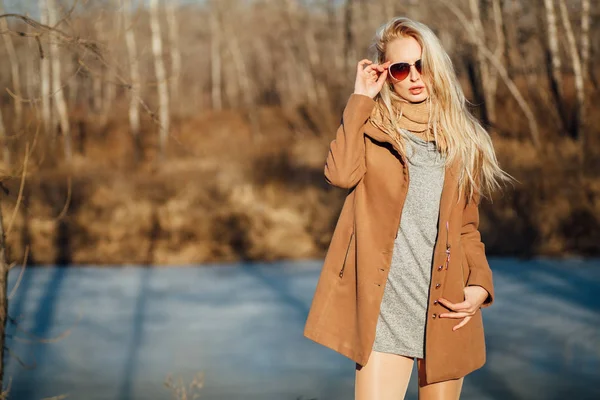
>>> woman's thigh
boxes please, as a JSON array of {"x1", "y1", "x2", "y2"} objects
[
  {"x1": 355, "y1": 350, "x2": 414, "y2": 400},
  {"x1": 416, "y1": 358, "x2": 464, "y2": 400}
]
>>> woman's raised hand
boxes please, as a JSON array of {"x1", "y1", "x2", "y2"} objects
[{"x1": 353, "y1": 59, "x2": 390, "y2": 99}]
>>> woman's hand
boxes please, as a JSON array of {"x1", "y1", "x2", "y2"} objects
[
  {"x1": 436, "y1": 285, "x2": 490, "y2": 331},
  {"x1": 354, "y1": 59, "x2": 391, "y2": 99}
]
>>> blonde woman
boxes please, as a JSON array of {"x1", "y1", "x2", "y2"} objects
[{"x1": 303, "y1": 17, "x2": 512, "y2": 399}]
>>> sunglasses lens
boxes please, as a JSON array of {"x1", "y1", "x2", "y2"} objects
[
  {"x1": 390, "y1": 63, "x2": 410, "y2": 81},
  {"x1": 415, "y1": 59, "x2": 422, "y2": 74}
]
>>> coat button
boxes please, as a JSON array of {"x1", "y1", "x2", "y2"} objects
[
  {"x1": 433, "y1": 300, "x2": 438, "y2": 305},
  {"x1": 435, "y1": 283, "x2": 441, "y2": 289},
  {"x1": 432, "y1": 313, "x2": 437, "y2": 319},
  {"x1": 437, "y1": 265, "x2": 443, "y2": 271}
]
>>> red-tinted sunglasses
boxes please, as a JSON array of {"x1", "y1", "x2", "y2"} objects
[{"x1": 388, "y1": 59, "x2": 423, "y2": 81}]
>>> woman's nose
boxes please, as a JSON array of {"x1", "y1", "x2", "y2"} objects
[{"x1": 409, "y1": 65, "x2": 420, "y2": 81}]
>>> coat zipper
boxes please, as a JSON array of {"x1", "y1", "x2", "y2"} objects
[
  {"x1": 339, "y1": 231, "x2": 354, "y2": 278},
  {"x1": 445, "y1": 220, "x2": 451, "y2": 270},
  {"x1": 340, "y1": 187, "x2": 357, "y2": 279}
]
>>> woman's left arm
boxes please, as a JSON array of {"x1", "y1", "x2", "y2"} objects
[
  {"x1": 460, "y1": 193, "x2": 494, "y2": 308},
  {"x1": 437, "y1": 191, "x2": 495, "y2": 330}
]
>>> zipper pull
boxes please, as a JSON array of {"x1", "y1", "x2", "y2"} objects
[{"x1": 445, "y1": 221, "x2": 450, "y2": 270}]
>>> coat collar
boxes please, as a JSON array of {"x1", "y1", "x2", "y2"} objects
[{"x1": 364, "y1": 122, "x2": 461, "y2": 251}]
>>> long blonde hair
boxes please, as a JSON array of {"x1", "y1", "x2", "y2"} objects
[{"x1": 369, "y1": 17, "x2": 513, "y2": 204}]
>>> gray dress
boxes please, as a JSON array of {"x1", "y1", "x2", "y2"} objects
[{"x1": 372, "y1": 129, "x2": 446, "y2": 359}]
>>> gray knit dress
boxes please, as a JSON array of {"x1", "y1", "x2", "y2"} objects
[{"x1": 372, "y1": 129, "x2": 446, "y2": 359}]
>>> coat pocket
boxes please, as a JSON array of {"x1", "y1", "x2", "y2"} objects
[
  {"x1": 460, "y1": 247, "x2": 469, "y2": 287},
  {"x1": 339, "y1": 231, "x2": 355, "y2": 279}
]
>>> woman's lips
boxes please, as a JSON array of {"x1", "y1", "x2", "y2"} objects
[{"x1": 410, "y1": 87, "x2": 424, "y2": 94}]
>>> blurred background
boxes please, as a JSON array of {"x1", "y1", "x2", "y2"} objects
[{"x1": 0, "y1": 0, "x2": 598, "y2": 399}]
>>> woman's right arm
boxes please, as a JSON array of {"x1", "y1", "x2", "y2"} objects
[
  {"x1": 324, "y1": 94, "x2": 376, "y2": 189},
  {"x1": 324, "y1": 59, "x2": 389, "y2": 189}
]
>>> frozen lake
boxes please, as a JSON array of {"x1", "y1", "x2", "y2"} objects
[{"x1": 4, "y1": 258, "x2": 600, "y2": 400}]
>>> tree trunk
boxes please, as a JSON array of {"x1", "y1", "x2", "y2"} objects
[
  {"x1": 150, "y1": 0, "x2": 170, "y2": 160},
  {"x1": 469, "y1": 0, "x2": 491, "y2": 126},
  {"x1": 209, "y1": 2, "x2": 222, "y2": 111},
  {"x1": 543, "y1": 0, "x2": 565, "y2": 127},
  {"x1": 224, "y1": 11, "x2": 253, "y2": 108},
  {"x1": 580, "y1": 0, "x2": 590, "y2": 83},
  {"x1": 0, "y1": 1, "x2": 23, "y2": 155},
  {"x1": 343, "y1": 0, "x2": 357, "y2": 79},
  {"x1": 487, "y1": 0, "x2": 505, "y2": 129},
  {"x1": 558, "y1": 0, "x2": 585, "y2": 142},
  {"x1": 408, "y1": 0, "x2": 420, "y2": 20},
  {"x1": 0, "y1": 196, "x2": 8, "y2": 390},
  {"x1": 0, "y1": 108, "x2": 8, "y2": 165},
  {"x1": 39, "y1": 0, "x2": 53, "y2": 139},
  {"x1": 47, "y1": 0, "x2": 72, "y2": 162},
  {"x1": 92, "y1": 16, "x2": 105, "y2": 113},
  {"x1": 166, "y1": 0, "x2": 181, "y2": 112},
  {"x1": 122, "y1": 0, "x2": 142, "y2": 162},
  {"x1": 102, "y1": 1, "x2": 119, "y2": 120}
]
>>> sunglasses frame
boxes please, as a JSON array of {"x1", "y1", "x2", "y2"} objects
[{"x1": 388, "y1": 59, "x2": 423, "y2": 82}]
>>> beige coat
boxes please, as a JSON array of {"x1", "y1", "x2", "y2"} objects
[{"x1": 303, "y1": 94, "x2": 495, "y2": 384}]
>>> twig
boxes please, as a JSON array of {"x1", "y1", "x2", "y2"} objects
[
  {"x1": 7, "y1": 246, "x2": 28, "y2": 300},
  {"x1": 5, "y1": 142, "x2": 29, "y2": 239},
  {"x1": 5, "y1": 142, "x2": 29, "y2": 237},
  {"x1": 5, "y1": 347, "x2": 36, "y2": 370},
  {"x1": 438, "y1": 0, "x2": 540, "y2": 148},
  {"x1": 8, "y1": 309, "x2": 81, "y2": 344}
]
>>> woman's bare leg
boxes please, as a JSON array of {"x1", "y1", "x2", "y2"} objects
[
  {"x1": 355, "y1": 350, "x2": 414, "y2": 400},
  {"x1": 416, "y1": 358, "x2": 464, "y2": 400}
]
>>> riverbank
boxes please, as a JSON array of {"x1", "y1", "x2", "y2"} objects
[{"x1": 1, "y1": 99, "x2": 598, "y2": 265}]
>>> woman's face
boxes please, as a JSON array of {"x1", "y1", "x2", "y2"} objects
[{"x1": 386, "y1": 36, "x2": 429, "y2": 103}]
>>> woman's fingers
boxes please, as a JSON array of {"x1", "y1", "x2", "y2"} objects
[
  {"x1": 357, "y1": 59, "x2": 373, "y2": 73},
  {"x1": 376, "y1": 69, "x2": 388, "y2": 85},
  {"x1": 439, "y1": 311, "x2": 473, "y2": 319},
  {"x1": 355, "y1": 59, "x2": 389, "y2": 97},
  {"x1": 453, "y1": 316, "x2": 472, "y2": 331},
  {"x1": 437, "y1": 297, "x2": 472, "y2": 312}
]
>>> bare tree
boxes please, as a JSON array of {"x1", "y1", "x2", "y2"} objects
[
  {"x1": 209, "y1": 1, "x2": 222, "y2": 111},
  {"x1": 283, "y1": 0, "x2": 318, "y2": 105},
  {"x1": 0, "y1": 108, "x2": 7, "y2": 165},
  {"x1": 122, "y1": 0, "x2": 142, "y2": 160},
  {"x1": 558, "y1": 0, "x2": 585, "y2": 142},
  {"x1": 166, "y1": 0, "x2": 181, "y2": 110},
  {"x1": 441, "y1": 0, "x2": 540, "y2": 147},
  {"x1": 0, "y1": 189, "x2": 8, "y2": 390},
  {"x1": 223, "y1": 3, "x2": 254, "y2": 109},
  {"x1": 47, "y1": 0, "x2": 72, "y2": 162},
  {"x1": 544, "y1": 0, "x2": 564, "y2": 113},
  {"x1": 39, "y1": 0, "x2": 53, "y2": 138},
  {"x1": 580, "y1": 0, "x2": 591, "y2": 82},
  {"x1": 102, "y1": 1, "x2": 120, "y2": 119},
  {"x1": 469, "y1": 0, "x2": 492, "y2": 126},
  {"x1": 150, "y1": 0, "x2": 170, "y2": 159},
  {"x1": 380, "y1": 0, "x2": 394, "y2": 21},
  {"x1": 408, "y1": 0, "x2": 420, "y2": 20},
  {"x1": 486, "y1": 0, "x2": 505, "y2": 127},
  {"x1": 0, "y1": 1, "x2": 23, "y2": 159},
  {"x1": 92, "y1": 14, "x2": 105, "y2": 113},
  {"x1": 343, "y1": 0, "x2": 357, "y2": 78}
]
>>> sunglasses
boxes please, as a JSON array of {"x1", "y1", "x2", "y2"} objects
[{"x1": 388, "y1": 59, "x2": 423, "y2": 81}]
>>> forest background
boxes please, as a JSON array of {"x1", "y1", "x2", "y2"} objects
[{"x1": 0, "y1": 0, "x2": 598, "y2": 267}]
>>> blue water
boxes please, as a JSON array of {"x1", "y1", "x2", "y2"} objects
[{"x1": 4, "y1": 258, "x2": 600, "y2": 400}]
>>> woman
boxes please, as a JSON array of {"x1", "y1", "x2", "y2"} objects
[{"x1": 303, "y1": 17, "x2": 512, "y2": 399}]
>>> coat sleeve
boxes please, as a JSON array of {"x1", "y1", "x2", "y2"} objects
[
  {"x1": 324, "y1": 93, "x2": 376, "y2": 189},
  {"x1": 461, "y1": 191, "x2": 495, "y2": 308}
]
